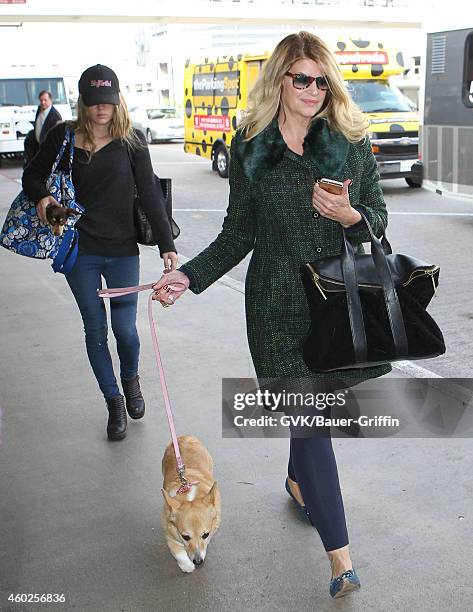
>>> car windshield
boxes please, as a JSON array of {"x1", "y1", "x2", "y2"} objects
[
  {"x1": 346, "y1": 80, "x2": 413, "y2": 113},
  {"x1": 146, "y1": 108, "x2": 177, "y2": 120},
  {"x1": 0, "y1": 78, "x2": 67, "y2": 106}
]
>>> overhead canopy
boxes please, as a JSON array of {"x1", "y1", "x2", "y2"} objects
[{"x1": 0, "y1": 0, "x2": 422, "y2": 28}]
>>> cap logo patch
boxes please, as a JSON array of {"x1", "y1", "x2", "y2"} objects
[{"x1": 90, "y1": 79, "x2": 112, "y2": 88}]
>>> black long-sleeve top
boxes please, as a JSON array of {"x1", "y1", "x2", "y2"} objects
[{"x1": 22, "y1": 122, "x2": 176, "y2": 257}]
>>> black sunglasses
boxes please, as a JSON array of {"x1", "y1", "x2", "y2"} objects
[{"x1": 286, "y1": 72, "x2": 329, "y2": 91}]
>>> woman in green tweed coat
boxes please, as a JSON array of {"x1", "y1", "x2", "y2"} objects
[{"x1": 154, "y1": 32, "x2": 390, "y2": 598}]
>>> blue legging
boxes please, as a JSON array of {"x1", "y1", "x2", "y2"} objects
[
  {"x1": 288, "y1": 427, "x2": 349, "y2": 552},
  {"x1": 65, "y1": 252, "x2": 140, "y2": 399}
]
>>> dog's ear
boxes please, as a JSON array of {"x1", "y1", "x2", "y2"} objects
[
  {"x1": 162, "y1": 488, "x2": 181, "y2": 512},
  {"x1": 65, "y1": 207, "x2": 80, "y2": 218},
  {"x1": 204, "y1": 481, "x2": 219, "y2": 505}
]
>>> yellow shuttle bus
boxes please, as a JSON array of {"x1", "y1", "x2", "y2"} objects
[
  {"x1": 184, "y1": 39, "x2": 420, "y2": 186},
  {"x1": 335, "y1": 38, "x2": 421, "y2": 187},
  {"x1": 183, "y1": 52, "x2": 266, "y2": 177}
]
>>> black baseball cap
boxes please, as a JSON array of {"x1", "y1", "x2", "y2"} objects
[{"x1": 78, "y1": 64, "x2": 120, "y2": 107}]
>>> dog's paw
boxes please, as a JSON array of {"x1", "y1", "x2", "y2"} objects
[
  {"x1": 175, "y1": 552, "x2": 195, "y2": 573},
  {"x1": 178, "y1": 561, "x2": 195, "y2": 573}
]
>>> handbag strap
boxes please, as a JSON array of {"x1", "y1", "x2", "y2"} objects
[
  {"x1": 342, "y1": 211, "x2": 409, "y2": 360},
  {"x1": 125, "y1": 141, "x2": 135, "y2": 175},
  {"x1": 51, "y1": 127, "x2": 74, "y2": 176},
  {"x1": 67, "y1": 128, "x2": 75, "y2": 173},
  {"x1": 51, "y1": 227, "x2": 78, "y2": 274},
  {"x1": 341, "y1": 233, "x2": 368, "y2": 363}
]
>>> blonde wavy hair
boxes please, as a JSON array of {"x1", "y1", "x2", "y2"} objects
[
  {"x1": 239, "y1": 31, "x2": 369, "y2": 143},
  {"x1": 70, "y1": 93, "x2": 141, "y2": 159}
]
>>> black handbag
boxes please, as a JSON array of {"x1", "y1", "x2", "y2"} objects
[
  {"x1": 300, "y1": 211, "x2": 446, "y2": 372},
  {"x1": 126, "y1": 145, "x2": 180, "y2": 244},
  {"x1": 133, "y1": 176, "x2": 180, "y2": 244}
]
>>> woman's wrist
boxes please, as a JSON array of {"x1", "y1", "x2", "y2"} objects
[
  {"x1": 341, "y1": 208, "x2": 362, "y2": 228},
  {"x1": 178, "y1": 265, "x2": 195, "y2": 289}
]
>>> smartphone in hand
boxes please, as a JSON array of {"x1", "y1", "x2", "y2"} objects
[{"x1": 317, "y1": 178, "x2": 344, "y2": 195}]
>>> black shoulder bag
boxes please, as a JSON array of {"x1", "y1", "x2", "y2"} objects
[
  {"x1": 300, "y1": 211, "x2": 446, "y2": 372},
  {"x1": 127, "y1": 145, "x2": 180, "y2": 244}
]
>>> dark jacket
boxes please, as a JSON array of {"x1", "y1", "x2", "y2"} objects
[
  {"x1": 23, "y1": 105, "x2": 62, "y2": 166},
  {"x1": 180, "y1": 116, "x2": 391, "y2": 388},
  {"x1": 35, "y1": 105, "x2": 62, "y2": 144}
]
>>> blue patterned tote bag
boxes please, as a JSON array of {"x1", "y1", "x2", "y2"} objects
[{"x1": 0, "y1": 127, "x2": 84, "y2": 274}]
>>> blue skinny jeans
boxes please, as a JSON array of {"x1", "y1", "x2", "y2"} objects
[{"x1": 65, "y1": 252, "x2": 140, "y2": 399}]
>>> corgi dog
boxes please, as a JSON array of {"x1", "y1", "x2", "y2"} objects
[{"x1": 161, "y1": 435, "x2": 221, "y2": 573}]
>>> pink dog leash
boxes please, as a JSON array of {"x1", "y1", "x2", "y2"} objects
[{"x1": 98, "y1": 281, "x2": 198, "y2": 495}]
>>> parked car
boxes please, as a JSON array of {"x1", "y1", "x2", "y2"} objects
[{"x1": 129, "y1": 106, "x2": 184, "y2": 143}]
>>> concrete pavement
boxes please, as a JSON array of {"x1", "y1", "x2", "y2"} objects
[{"x1": 0, "y1": 170, "x2": 472, "y2": 612}]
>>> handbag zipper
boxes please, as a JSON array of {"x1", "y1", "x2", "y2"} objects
[
  {"x1": 305, "y1": 263, "x2": 440, "y2": 298},
  {"x1": 402, "y1": 266, "x2": 439, "y2": 295},
  {"x1": 306, "y1": 263, "x2": 328, "y2": 300}
]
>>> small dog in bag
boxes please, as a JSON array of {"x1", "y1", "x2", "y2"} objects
[{"x1": 45, "y1": 203, "x2": 78, "y2": 236}]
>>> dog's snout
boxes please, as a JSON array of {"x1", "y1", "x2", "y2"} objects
[{"x1": 193, "y1": 556, "x2": 204, "y2": 566}]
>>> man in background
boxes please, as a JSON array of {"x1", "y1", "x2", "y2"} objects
[{"x1": 23, "y1": 90, "x2": 62, "y2": 166}]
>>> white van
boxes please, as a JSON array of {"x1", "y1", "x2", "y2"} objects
[{"x1": 0, "y1": 72, "x2": 72, "y2": 160}]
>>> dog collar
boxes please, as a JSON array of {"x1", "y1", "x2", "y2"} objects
[{"x1": 176, "y1": 480, "x2": 199, "y2": 495}]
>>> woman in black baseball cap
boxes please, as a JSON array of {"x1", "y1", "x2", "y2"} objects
[
  {"x1": 78, "y1": 64, "x2": 120, "y2": 107},
  {"x1": 22, "y1": 64, "x2": 178, "y2": 441}
]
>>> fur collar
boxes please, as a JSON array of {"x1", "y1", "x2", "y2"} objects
[{"x1": 234, "y1": 116, "x2": 350, "y2": 183}]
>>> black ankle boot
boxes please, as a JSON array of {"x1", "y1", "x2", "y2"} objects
[
  {"x1": 121, "y1": 375, "x2": 145, "y2": 420},
  {"x1": 105, "y1": 395, "x2": 127, "y2": 440}
]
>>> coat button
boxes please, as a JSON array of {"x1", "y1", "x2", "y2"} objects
[
  {"x1": 312, "y1": 211, "x2": 319, "y2": 218},
  {"x1": 316, "y1": 247, "x2": 322, "y2": 253}
]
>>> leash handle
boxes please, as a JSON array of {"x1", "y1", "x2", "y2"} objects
[
  {"x1": 98, "y1": 281, "x2": 187, "y2": 473},
  {"x1": 98, "y1": 282, "x2": 155, "y2": 299}
]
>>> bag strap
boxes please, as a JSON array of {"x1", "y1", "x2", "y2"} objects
[
  {"x1": 67, "y1": 128, "x2": 75, "y2": 173},
  {"x1": 341, "y1": 233, "x2": 368, "y2": 363},
  {"x1": 51, "y1": 126, "x2": 74, "y2": 176},
  {"x1": 342, "y1": 211, "x2": 409, "y2": 360},
  {"x1": 126, "y1": 141, "x2": 170, "y2": 199},
  {"x1": 51, "y1": 227, "x2": 78, "y2": 274},
  {"x1": 126, "y1": 141, "x2": 178, "y2": 239},
  {"x1": 125, "y1": 140, "x2": 135, "y2": 173}
]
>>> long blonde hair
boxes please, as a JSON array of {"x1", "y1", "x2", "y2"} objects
[
  {"x1": 70, "y1": 93, "x2": 141, "y2": 158},
  {"x1": 239, "y1": 31, "x2": 369, "y2": 143}
]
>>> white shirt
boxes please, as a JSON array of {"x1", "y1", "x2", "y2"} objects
[{"x1": 35, "y1": 105, "x2": 52, "y2": 143}]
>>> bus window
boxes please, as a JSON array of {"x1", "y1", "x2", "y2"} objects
[
  {"x1": 0, "y1": 79, "x2": 28, "y2": 106},
  {"x1": 214, "y1": 64, "x2": 239, "y2": 113},
  {"x1": 192, "y1": 63, "x2": 215, "y2": 112},
  {"x1": 246, "y1": 60, "x2": 265, "y2": 94},
  {"x1": 0, "y1": 78, "x2": 67, "y2": 106},
  {"x1": 26, "y1": 78, "x2": 67, "y2": 105},
  {"x1": 346, "y1": 79, "x2": 412, "y2": 113},
  {"x1": 463, "y1": 32, "x2": 473, "y2": 107}
]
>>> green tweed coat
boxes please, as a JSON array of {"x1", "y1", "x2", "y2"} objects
[{"x1": 182, "y1": 116, "x2": 392, "y2": 388}]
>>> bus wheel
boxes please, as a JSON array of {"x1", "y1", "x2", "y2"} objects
[
  {"x1": 405, "y1": 177, "x2": 422, "y2": 188},
  {"x1": 215, "y1": 145, "x2": 229, "y2": 178}
]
